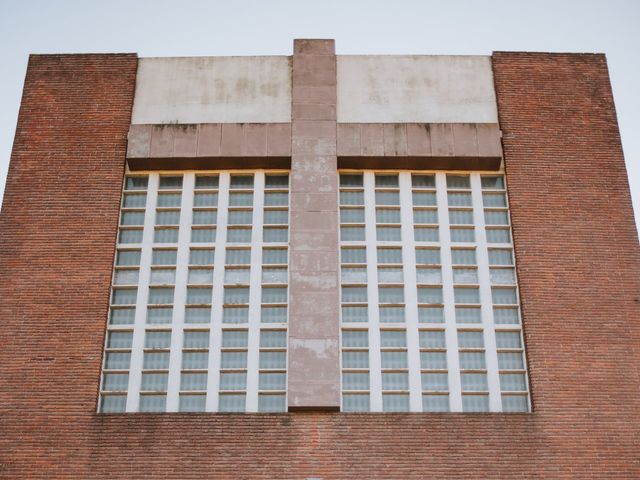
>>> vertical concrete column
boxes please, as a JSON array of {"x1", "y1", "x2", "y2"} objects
[{"x1": 288, "y1": 39, "x2": 340, "y2": 410}]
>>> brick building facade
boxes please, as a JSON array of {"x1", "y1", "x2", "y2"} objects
[{"x1": 0, "y1": 39, "x2": 638, "y2": 478}]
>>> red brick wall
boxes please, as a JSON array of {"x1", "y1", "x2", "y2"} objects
[{"x1": 1, "y1": 52, "x2": 639, "y2": 479}]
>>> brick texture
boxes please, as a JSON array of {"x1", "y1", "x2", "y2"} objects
[{"x1": 0, "y1": 51, "x2": 639, "y2": 478}]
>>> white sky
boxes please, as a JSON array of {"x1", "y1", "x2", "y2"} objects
[{"x1": 1, "y1": 0, "x2": 638, "y2": 230}]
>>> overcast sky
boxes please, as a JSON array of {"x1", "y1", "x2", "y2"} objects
[{"x1": 1, "y1": 0, "x2": 638, "y2": 228}]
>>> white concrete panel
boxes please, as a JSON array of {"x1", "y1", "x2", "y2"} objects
[
  {"x1": 337, "y1": 56, "x2": 498, "y2": 123},
  {"x1": 132, "y1": 57, "x2": 291, "y2": 124}
]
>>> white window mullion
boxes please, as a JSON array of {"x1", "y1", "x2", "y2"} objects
[
  {"x1": 471, "y1": 173, "x2": 502, "y2": 412},
  {"x1": 245, "y1": 171, "x2": 265, "y2": 412},
  {"x1": 125, "y1": 173, "x2": 158, "y2": 412},
  {"x1": 398, "y1": 172, "x2": 422, "y2": 412},
  {"x1": 165, "y1": 173, "x2": 194, "y2": 412},
  {"x1": 206, "y1": 172, "x2": 230, "y2": 412},
  {"x1": 363, "y1": 172, "x2": 383, "y2": 412},
  {"x1": 435, "y1": 172, "x2": 462, "y2": 412}
]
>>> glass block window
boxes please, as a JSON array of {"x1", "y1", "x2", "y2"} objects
[
  {"x1": 339, "y1": 171, "x2": 530, "y2": 413},
  {"x1": 100, "y1": 171, "x2": 289, "y2": 413}
]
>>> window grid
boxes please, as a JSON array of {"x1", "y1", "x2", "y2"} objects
[
  {"x1": 340, "y1": 171, "x2": 530, "y2": 413},
  {"x1": 100, "y1": 171, "x2": 289, "y2": 413}
]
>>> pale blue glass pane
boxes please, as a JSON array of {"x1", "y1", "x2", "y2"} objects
[
  {"x1": 486, "y1": 228, "x2": 512, "y2": 244},
  {"x1": 156, "y1": 193, "x2": 181, "y2": 207},
  {"x1": 125, "y1": 176, "x2": 148, "y2": 190},
  {"x1": 500, "y1": 373, "x2": 527, "y2": 391},
  {"x1": 122, "y1": 193, "x2": 147, "y2": 208},
  {"x1": 145, "y1": 331, "x2": 171, "y2": 349},
  {"x1": 182, "y1": 352, "x2": 209, "y2": 369},
  {"x1": 224, "y1": 287, "x2": 249, "y2": 304},
  {"x1": 340, "y1": 190, "x2": 364, "y2": 205},
  {"x1": 377, "y1": 226, "x2": 401, "y2": 241},
  {"x1": 415, "y1": 248, "x2": 440, "y2": 265},
  {"x1": 457, "y1": 331, "x2": 484, "y2": 349},
  {"x1": 485, "y1": 210, "x2": 509, "y2": 225},
  {"x1": 412, "y1": 174, "x2": 435, "y2": 188},
  {"x1": 380, "y1": 330, "x2": 406, "y2": 348},
  {"x1": 141, "y1": 373, "x2": 168, "y2": 391},
  {"x1": 148, "y1": 287, "x2": 174, "y2": 305},
  {"x1": 179, "y1": 395, "x2": 206, "y2": 412},
  {"x1": 342, "y1": 286, "x2": 367, "y2": 303},
  {"x1": 413, "y1": 209, "x2": 438, "y2": 224},
  {"x1": 152, "y1": 249, "x2": 177, "y2": 265},
  {"x1": 343, "y1": 373, "x2": 369, "y2": 390},
  {"x1": 187, "y1": 287, "x2": 211, "y2": 305},
  {"x1": 103, "y1": 373, "x2": 129, "y2": 391},
  {"x1": 461, "y1": 373, "x2": 488, "y2": 391},
  {"x1": 483, "y1": 193, "x2": 507, "y2": 207},
  {"x1": 341, "y1": 247, "x2": 366, "y2": 264},
  {"x1": 262, "y1": 249, "x2": 287, "y2": 264},
  {"x1": 230, "y1": 175, "x2": 253, "y2": 188},
  {"x1": 382, "y1": 372, "x2": 408, "y2": 390},
  {"x1": 261, "y1": 306, "x2": 287, "y2": 323},
  {"x1": 218, "y1": 394, "x2": 246, "y2": 412},
  {"x1": 342, "y1": 351, "x2": 369, "y2": 368},
  {"x1": 383, "y1": 394, "x2": 409, "y2": 412},
  {"x1": 195, "y1": 175, "x2": 219, "y2": 189},
  {"x1": 419, "y1": 330, "x2": 445, "y2": 348},
  {"x1": 455, "y1": 307, "x2": 482, "y2": 324},
  {"x1": 105, "y1": 352, "x2": 131, "y2": 370},
  {"x1": 229, "y1": 192, "x2": 253, "y2": 206},
  {"x1": 112, "y1": 288, "x2": 137, "y2": 305},
  {"x1": 258, "y1": 394, "x2": 286, "y2": 412},
  {"x1": 146, "y1": 307, "x2": 172, "y2": 324},
  {"x1": 448, "y1": 192, "x2": 472, "y2": 207},
  {"x1": 266, "y1": 173, "x2": 288, "y2": 189},
  {"x1": 228, "y1": 210, "x2": 252, "y2": 225},
  {"x1": 341, "y1": 208, "x2": 365, "y2": 223},
  {"x1": 226, "y1": 249, "x2": 250, "y2": 265},
  {"x1": 418, "y1": 307, "x2": 444, "y2": 323},
  {"x1": 221, "y1": 330, "x2": 248, "y2": 348},
  {"x1": 417, "y1": 287, "x2": 443, "y2": 304},
  {"x1": 492, "y1": 287, "x2": 518, "y2": 305},
  {"x1": 341, "y1": 226, "x2": 365, "y2": 241},
  {"x1": 459, "y1": 352, "x2": 486, "y2": 370},
  {"x1": 446, "y1": 175, "x2": 470, "y2": 189},
  {"x1": 223, "y1": 307, "x2": 249, "y2": 324},
  {"x1": 190, "y1": 227, "x2": 216, "y2": 243},
  {"x1": 421, "y1": 373, "x2": 448, "y2": 392},
  {"x1": 453, "y1": 268, "x2": 478, "y2": 284},
  {"x1": 159, "y1": 176, "x2": 182, "y2": 189},
  {"x1": 412, "y1": 192, "x2": 437, "y2": 206},
  {"x1": 225, "y1": 268, "x2": 250, "y2": 284},
  {"x1": 379, "y1": 306, "x2": 405, "y2": 323},
  {"x1": 376, "y1": 208, "x2": 400, "y2": 223},
  {"x1": 259, "y1": 351, "x2": 286, "y2": 369},
  {"x1": 259, "y1": 330, "x2": 286, "y2": 348},
  {"x1": 420, "y1": 351, "x2": 447, "y2": 369},
  {"x1": 139, "y1": 395, "x2": 166, "y2": 412},
  {"x1": 481, "y1": 176, "x2": 504, "y2": 190},
  {"x1": 155, "y1": 210, "x2": 180, "y2": 226},
  {"x1": 264, "y1": 192, "x2": 288, "y2": 206},
  {"x1": 450, "y1": 227, "x2": 475, "y2": 243},
  {"x1": 498, "y1": 352, "x2": 524, "y2": 370},
  {"x1": 416, "y1": 267, "x2": 441, "y2": 284},
  {"x1": 119, "y1": 229, "x2": 143, "y2": 244},
  {"x1": 185, "y1": 307, "x2": 211, "y2": 324},
  {"x1": 423, "y1": 395, "x2": 449, "y2": 412},
  {"x1": 375, "y1": 191, "x2": 400, "y2": 205},
  {"x1": 414, "y1": 226, "x2": 439, "y2": 242},
  {"x1": 462, "y1": 394, "x2": 489, "y2": 412},
  {"x1": 193, "y1": 192, "x2": 217, "y2": 207},
  {"x1": 100, "y1": 395, "x2": 126, "y2": 413},
  {"x1": 451, "y1": 249, "x2": 476, "y2": 265},
  {"x1": 375, "y1": 174, "x2": 398, "y2": 187},
  {"x1": 342, "y1": 330, "x2": 369, "y2": 348},
  {"x1": 449, "y1": 210, "x2": 474, "y2": 225},
  {"x1": 143, "y1": 352, "x2": 170, "y2": 370},
  {"x1": 341, "y1": 267, "x2": 367, "y2": 283},
  {"x1": 377, "y1": 248, "x2": 402, "y2": 264},
  {"x1": 378, "y1": 287, "x2": 404, "y2": 303},
  {"x1": 454, "y1": 287, "x2": 480, "y2": 304},
  {"x1": 107, "y1": 331, "x2": 132, "y2": 348},
  {"x1": 340, "y1": 174, "x2": 363, "y2": 187},
  {"x1": 496, "y1": 332, "x2": 522, "y2": 348},
  {"x1": 343, "y1": 394, "x2": 370, "y2": 412},
  {"x1": 220, "y1": 351, "x2": 247, "y2": 369},
  {"x1": 342, "y1": 306, "x2": 368, "y2": 323},
  {"x1": 121, "y1": 211, "x2": 145, "y2": 226},
  {"x1": 114, "y1": 269, "x2": 139, "y2": 285},
  {"x1": 188, "y1": 268, "x2": 213, "y2": 284},
  {"x1": 262, "y1": 287, "x2": 287, "y2": 303},
  {"x1": 381, "y1": 351, "x2": 407, "y2": 369},
  {"x1": 220, "y1": 372, "x2": 247, "y2": 390},
  {"x1": 488, "y1": 249, "x2": 513, "y2": 265},
  {"x1": 181, "y1": 373, "x2": 208, "y2": 391},
  {"x1": 227, "y1": 228, "x2": 252, "y2": 243},
  {"x1": 490, "y1": 268, "x2": 516, "y2": 285},
  {"x1": 183, "y1": 331, "x2": 210, "y2": 349},
  {"x1": 502, "y1": 395, "x2": 529, "y2": 412},
  {"x1": 154, "y1": 228, "x2": 179, "y2": 243},
  {"x1": 150, "y1": 269, "x2": 175, "y2": 285},
  {"x1": 259, "y1": 373, "x2": 286, "y2": 390}
]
